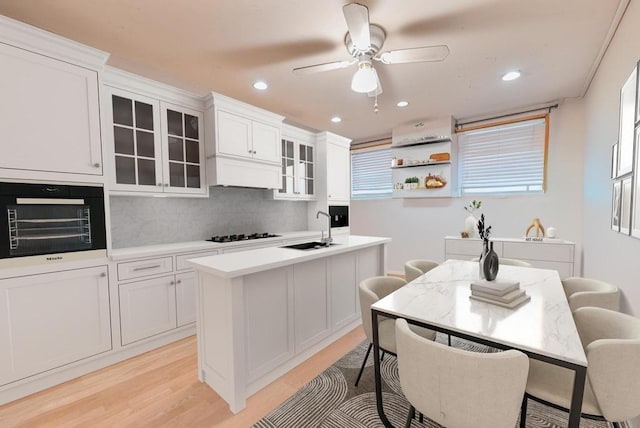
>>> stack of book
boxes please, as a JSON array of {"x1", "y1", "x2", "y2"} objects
[{"x1": 469, "y1": 279, "x2": 530, "y2": 308}]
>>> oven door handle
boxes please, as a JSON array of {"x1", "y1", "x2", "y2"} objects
[{"x1": 16, "y1": 198, "x2": 85, "y2": 205}]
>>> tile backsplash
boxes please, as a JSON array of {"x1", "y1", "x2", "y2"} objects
[{"x1": 109, "y1": 187, "x2": 308, "y2": 248}]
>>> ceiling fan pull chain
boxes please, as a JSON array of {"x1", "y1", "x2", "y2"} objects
[{"x1": 373, "y1": 94, "x2": 379, "y2": 114}]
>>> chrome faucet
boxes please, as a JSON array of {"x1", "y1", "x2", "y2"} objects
[{"x1": 316, "y1": 210, "x2": 332, "y2": 245}]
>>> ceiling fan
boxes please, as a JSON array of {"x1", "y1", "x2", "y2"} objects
[{"x1": 293, "y1": 2, "x2": 450, "y2": 97}]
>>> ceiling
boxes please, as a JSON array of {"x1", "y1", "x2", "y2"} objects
[{"x1": 0, "y1": 0, "x2": 627, "y2": 143}]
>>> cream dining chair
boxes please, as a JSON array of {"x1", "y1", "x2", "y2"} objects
[
  {"x1": 355, "y1": 276, "x2": 436, "y2": 387},
  {"x1": 520, "y1": 307, "x2": 640, "y2": 428},
  {"x1": 561, "y1": 277, "x2": 620, "y2": 312},
  {"x1": 396, "y1": 318, "x2": 529, "y2": 428},
  {"x1": 404, "y1": 259, "x2": 439, "y2": 282}
]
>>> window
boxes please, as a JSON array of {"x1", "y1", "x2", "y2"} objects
[
  {"x1": 458, "y1": 116, "x2": 548, "y2": 195},
  {"x1": 351, "y1": 146, "x2": 392, "y2": 199}
]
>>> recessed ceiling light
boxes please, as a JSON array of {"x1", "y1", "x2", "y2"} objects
[
  {"x1": 253, "y1": 80, "x2": 268, "y2": 90},
  {"x1": 502, "y1": 71, "x2": 521, "y2": 81},
  {"x1": 331, "y1": 116, "x2": 342, "y2": 123},
  {"x1": 396, "y1": 101, "x2": 409, "y2": 107}
]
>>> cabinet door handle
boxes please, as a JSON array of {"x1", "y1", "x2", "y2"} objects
[
  {"x1": 100, "y1": 272, "x2": 107, "y2": 277},
  {"x1": 248, "y1": 149, "x2": 253, "y2": 153},
  {"x1": 176, "y1": 280, "x2": 182, "y2": 284},
  {"x1": 157, "y1": 183, "x2": 162, "y2": 187},
  {"x1": 132, "y1": 264, "x2": 161, "y2": 271},
  {"x1": 170, "y1": 280, "x2": 175, "y2": 285},
  {"x1": 164, "y1": 183, "x2": 169, "y2": 187},
  {"x1": 93, "y1": 163, "x2": 101, "y2": 168},
  {"x1": 253, "y1": 150, "x2": 257, "y2": 154}
]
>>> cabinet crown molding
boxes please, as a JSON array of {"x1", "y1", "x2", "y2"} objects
[
  {"x1": 281, "y1": 124, "x2": 317, "y2": 144},
  {"x1": 315, "y1": 131, "x2": 352, "y2": 148},
  {"x1": 0, "y1": 15, "x2": 109, "y2": 70},
  {"x1": 205, "y1": 92, "x2": 285, "y2": 124},
  {"x1": 104, "y1": 66, "x2": 205, "y2": 110}
]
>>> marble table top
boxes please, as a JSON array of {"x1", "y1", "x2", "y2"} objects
[{"x1": 372, "y1": 259, "x2": 587, "y2": 366}]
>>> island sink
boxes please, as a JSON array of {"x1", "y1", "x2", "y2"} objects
[{"x1": 282, "y1": 241, "x2": 338, "y2": 250}]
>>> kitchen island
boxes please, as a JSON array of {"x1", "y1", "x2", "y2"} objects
[{"x1": 188, "y1": 234, "x2": 390, "y2": 413}]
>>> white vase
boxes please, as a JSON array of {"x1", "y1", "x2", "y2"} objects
[{"x1": 464, "y1": 214, "x2": 477, "y2": 238}]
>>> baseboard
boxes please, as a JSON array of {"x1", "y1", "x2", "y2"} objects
[{"x1": 0, "y1": 325, "x2": 195, "y2": 406}]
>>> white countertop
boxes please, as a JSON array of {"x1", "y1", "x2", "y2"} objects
[
  {"x1": 373, "y1": 259, "x2": 586, "y2": 366},
  {"x1": 187, "y1": 235, "x2": 391, "y2": 279},
  {"x1": 109, "y1": 230, "x2": 323, "y2": 261}
]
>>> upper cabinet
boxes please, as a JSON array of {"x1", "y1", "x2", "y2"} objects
[
  {"x1": 103, "y1": 68, "x2": 207, "y2": 196},
  {"x1": 205, "y1": 92, "x2": 284, "y2": 189},
  {"x1": 326, "y1": 141, "x2": 351, "y2": 202},
  {"x1": 390, "y1": 117, "x2": 457, "y2": 198},
  {"x1": 0, "y1": 16, "x2": 108, "y2": 184},
  {"x1": 274, "y1": 124, "x2": 316, "y2": 201}
]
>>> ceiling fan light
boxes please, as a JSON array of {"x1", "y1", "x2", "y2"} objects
[{"x1": 351, "y1": 61, "x2": 377, "y2": 93}]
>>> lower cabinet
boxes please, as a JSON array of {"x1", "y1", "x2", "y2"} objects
[
  {"x1": 243, "y1": 247, "x2": 382, "y2": 382},
  {"x1": 119, "y1": 276, "x2": 178, "y2": 345},
  {"x1": 118, "y1": 272, "x2": 198, "y2": 345},
  {"x1": 0, "y1": 266, "x2": 111, "y2": 386}
]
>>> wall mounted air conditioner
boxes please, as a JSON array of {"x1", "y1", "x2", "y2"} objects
[{"x1": 391, "y1": 116, "x2": 455, "y2": 147}]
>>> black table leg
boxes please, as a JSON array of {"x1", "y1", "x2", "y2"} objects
[
  {"x1": 372, "y1": 310, "x2": 393, "y2": 427},
  {"x1": 567, "y1": 365, "x2": 587, "y2": 428}
]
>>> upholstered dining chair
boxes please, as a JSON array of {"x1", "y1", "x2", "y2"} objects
[
  {"x1": 471, "y1": 257, "x2": 532, "y2": 267},
  {"x1": 520, "y1": 307, "x2": 640, "y2": 428},
  {"x1": 355, "y1": 276, "x2": 436, "y2": 387},
  {"x1": 561, "y1": 277, "x2": 620, "y2": 312},
  {"x1": 404, "y1": 259, "x2": 439, "y2": 283},
  {"x1": 395, "y1": 318, "x2": 529, "y2": 428}
]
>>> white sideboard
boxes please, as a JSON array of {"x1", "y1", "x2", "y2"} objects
[{"x1": 444, "y1": 236, "x2": 575, "y2": 279}]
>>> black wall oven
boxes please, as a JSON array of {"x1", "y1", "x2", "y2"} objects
[{"x1": 0, "y1": 182, "x2": 107, "y2": 264}]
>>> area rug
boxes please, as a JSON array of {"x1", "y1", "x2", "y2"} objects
[{"x1": 253, "y1": 334, "x2": 626, "y2": 428}]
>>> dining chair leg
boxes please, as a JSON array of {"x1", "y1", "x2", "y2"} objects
[
  {"x1": 381, "y1": 350, "x2": 385, "y2": 362},
  {"x1": 519, "y1": 395, "x2": 528, "y2": 428},
  {"x1": 448, "y1": 334, "x2": 451, "y2": 346},
  {"x1": 354, "y1": 343, "x2": 372, "y2": 387},
  {"x1": 419, "y1": 412, "x2": 424, "y2": 423},
  {"x1": 405, "y1": 405, "x2": 415, "y2": 428}
]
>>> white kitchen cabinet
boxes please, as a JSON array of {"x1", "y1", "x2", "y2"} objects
[
  {"x1": 205, "y1": 92, "x2": 284, "y2": 189},
  {"x1": 308, "y1": 132, "x2": 352, "y2": 232},
  {"x1": 0, "y1": 18, "x2": 108, "y2": 183},
  {"x1": 0, "y1": 266, "x2": 111, "y2": 386},
  {"x1": 330, "y1": 252, "x2": 358, "y2": 330},
  {"x1": 293, "y1": 259, "x2": 329, "y2": 352},
  {"x1": 444, "y1": 236, "x2": 575, "y2": 278},
  {"x1": 119, "y1": 275, "x2": 177, "y2": 345},
  {"x1": 274, "y1": 125, "x2": 316, "y2": 200},
  {"x1": 176, "y1": 271, "x2": 197, "y2": 326},
  {"x1": 104, "y1": 69, "x2": 207, "y2": 196},
  {"x1": 327, "y1": 141, "x2": 351, "y2": 202}
]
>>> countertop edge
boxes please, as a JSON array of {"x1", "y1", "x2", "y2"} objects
[{"x1": 187, "y1": 236, "x2": 391, "y2": 279}]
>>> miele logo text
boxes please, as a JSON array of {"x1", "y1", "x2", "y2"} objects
[{"x1": 46, "y1": 256, "x2": 64, "y2": 261}]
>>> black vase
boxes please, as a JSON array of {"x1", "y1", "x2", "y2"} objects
[
  {"x1": 478, "y1": 239, "x2": 489, "y2": 279},
  {"x1": 483, "y1": 241, "x2": 500, "y2": 281}
]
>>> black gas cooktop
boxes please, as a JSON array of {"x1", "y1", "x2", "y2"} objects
[{"x1": 206, "y1": 233, "x2": 280, "y2": 243}]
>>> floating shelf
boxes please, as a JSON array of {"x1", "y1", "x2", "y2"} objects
[{"x1": 392, "y1": 160, "x2": 451, "y2": 169}]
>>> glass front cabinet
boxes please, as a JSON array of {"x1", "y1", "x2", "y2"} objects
[
  {"x1": 274, "y1": 126, "x2": 316, "y2": 200},
  {"x1": 105, "y1": 87, "x2": 206, "y2": 196}
]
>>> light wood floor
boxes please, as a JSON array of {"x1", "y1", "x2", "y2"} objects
[{"x1": 0, "y1": 327, "x2": 366, "y2": 428}]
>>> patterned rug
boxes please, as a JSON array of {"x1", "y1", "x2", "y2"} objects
[{"x1": 254, "y1": 334, "x2": 626, "y2": 428}]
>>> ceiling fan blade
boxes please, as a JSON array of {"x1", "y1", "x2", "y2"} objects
[
  {"x1": 343, "y1": 3, "x2": 371, "y2": 52},
  {"x1": 292, "y1": 59, "x2": 355, "y2": 75},
  {"x1": 378, "y1": 45, "x2": 450, "y2": 64},
  {"x1": 367, "y1": 68, "x2": 383, "y2": 97}
]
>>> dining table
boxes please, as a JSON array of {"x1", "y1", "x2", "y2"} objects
[{"x1": 370, "y1": 259, "x2": 588, "y2": 428}]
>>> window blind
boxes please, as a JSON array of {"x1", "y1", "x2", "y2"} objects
[
  {"x1": 351, "y1": 147, "x2": 392, "y2": 199},
  {"x1": 458, "y1": 118, "x2": 547, "y2": 195}
]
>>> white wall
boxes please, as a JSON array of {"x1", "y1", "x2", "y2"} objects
[
  {"x1": 580, "y1": 0, "x2": 640, "y2": 317},
  {"x1": 351, "y1": 100, "x2": 586, "y2": 275}
]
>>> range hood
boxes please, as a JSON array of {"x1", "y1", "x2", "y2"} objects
[{"x1": 391, "y1": 116, "x2": 455, "y2": 147}]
